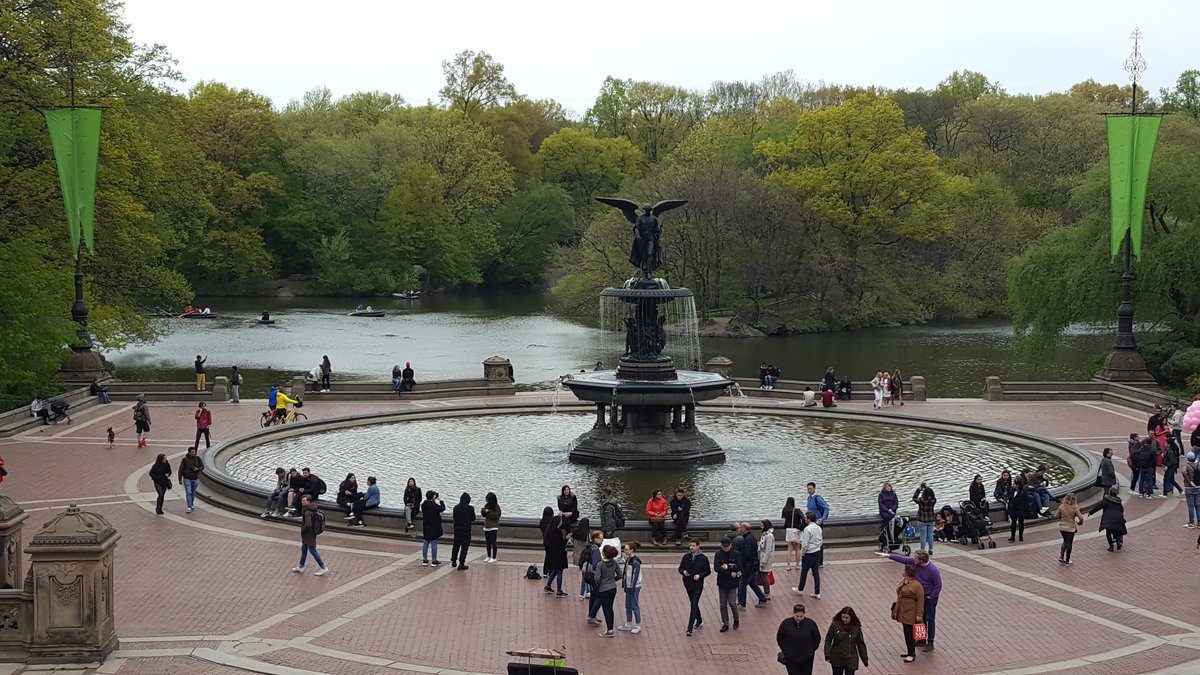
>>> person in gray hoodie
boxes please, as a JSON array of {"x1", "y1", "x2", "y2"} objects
[
  {"x1": 450, "y1": 493, "x2": 475, "y2": 570},
  {"x1": 594, "y1": 544, "x2": 620, "y2": 638}
]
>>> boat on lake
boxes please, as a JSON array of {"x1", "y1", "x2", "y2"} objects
[
  {"x1": 392, "y1": 290, "x2": 422, "y2": 299},
  {"x1": 180, "y1": 312, "x2": 218, "y2": 319},
  {"x1": 349, "y1": 311, "x2": 385, "y2": 317}
]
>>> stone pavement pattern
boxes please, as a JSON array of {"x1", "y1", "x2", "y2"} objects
[{"x1": 0, "y1": 395, "x2": 1198, "y2": 675}]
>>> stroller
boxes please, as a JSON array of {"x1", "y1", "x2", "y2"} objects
[
  {"x1": 957, "y1": 500, "x2": 996, "y2": 549},
  {"x1": 46, "y1": 399, "x2": 71, "y2": 425},
  {"x1": 878, "y1": 515, "x2": 912, "y2": 555}
]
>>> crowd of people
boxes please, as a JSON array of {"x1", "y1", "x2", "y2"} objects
[{"x1": 758, "y1": 366, "x2": 906, "y2": 410}]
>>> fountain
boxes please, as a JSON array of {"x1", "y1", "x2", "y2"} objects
[{"x1": 562, "y1": 198, "x2": 732, "y2": 467}]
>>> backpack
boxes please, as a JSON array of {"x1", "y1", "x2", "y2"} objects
[
  {"x1": 132, "y1": 402, "x2": 146, "y2": 422},
  {"x1": 609, "y1": 502, "x2": 626, "y2": 529},
  {"x1": 525, "y1": 565, "x2": 542, "y2": 580},
  {"x1": 311, "y1": 510, "x2": 325, "y2": 536},
  {"x1": 579, "y1": 543, "x2": 597, "y2": 585}
]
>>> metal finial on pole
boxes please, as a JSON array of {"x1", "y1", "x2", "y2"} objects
[{"x1": 1124, "y1": 28, "x2": 1147, "y2": 113}]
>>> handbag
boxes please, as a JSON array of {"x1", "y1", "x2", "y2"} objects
[
  {"x1": 913, "y1": 622, "x2": 928, "y2": 645},
  {"x1": 767, "y1": 570, "x2": 776, "y2": 585}
]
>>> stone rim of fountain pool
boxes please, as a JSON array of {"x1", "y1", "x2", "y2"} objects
[{"x1": 198, "y1": 400, "x2": 1101, "y2": 546}]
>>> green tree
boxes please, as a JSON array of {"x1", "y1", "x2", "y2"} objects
[
  {"x1": 1161, "y1": 70, "x2": 1200, "y2": 118},
  {"x1": 439, "y1": 50, "x2": 518, "y2": 119},
  {"x1": 484, "y1": 184, "x2": 573, "y2": 285},
  {"x1": 538, "y1": 127, "x2": 643, "y2": 230}
]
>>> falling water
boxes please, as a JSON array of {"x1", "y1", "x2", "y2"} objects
[{"x1": 597, "y1": 286, "x2": 703, "y2": 373}]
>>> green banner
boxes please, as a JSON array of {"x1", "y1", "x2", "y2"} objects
[
  {"x1": 1106, "y1": 115, "x2": 1161, "y2": 259},
  {"x1": 41, "y1": 108, "x2": 103, "y2": 257}
]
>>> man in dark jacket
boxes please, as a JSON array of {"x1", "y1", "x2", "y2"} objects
[
  {"x1": 177, "y1": 446, "x2": 204, "y2": 514},
  {"x1": 669, "y1": 490, "x2": 691, "y2": 545},
  {"x1": 678, "y1": 541, "x2": 711, "y2": 636},
  {"x1": 292, "y1": 495, "x2": 328, "y2": 576},
  {"x1": 737, "y1": 522, "x2": 767, "y2": 608},
  {"x1": 777, "y1": 603, "x2": 821, "y2": 675},
  {"x1": 420, "y1": 491, "x2": 445, "y2": 566},
  {"x1": 713, "y1": 537, "x2": 742, "y2": 631},
  {"x1": 1134, "y1": 440, "x2": 1158, "y2": 498},
  {"x1": 450, "y1": 492, "x2": 476, "y2": 571},
  {"x1": 293, "y1": 468, "x2": 326, "y2": 513}
]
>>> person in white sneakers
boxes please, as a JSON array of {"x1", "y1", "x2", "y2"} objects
[
  {"x1": 618, "y1": 541, "x2": 643, "y2": 634},
  {"x1": 292, "y1": 495, "x2": 328, "y2": 576},
  {"x1": 792, "y1": 512, "x2": 823, "y2": 599},
  {"x1": 481, "y1": 492, "x2": 501, "y2": 563}
]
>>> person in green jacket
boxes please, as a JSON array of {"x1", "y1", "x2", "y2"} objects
[{"x1": 824, "y1": 606, "x2": 869, "y2": 674}]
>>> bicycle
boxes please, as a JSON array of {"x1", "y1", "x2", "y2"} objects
[{"x1": 259, "y1": 403, "x2": 307, "y2": 427}]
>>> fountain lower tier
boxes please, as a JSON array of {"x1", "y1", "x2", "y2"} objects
[{"x1": 563, "y1": 367, "x2": 732, "y2": 466}]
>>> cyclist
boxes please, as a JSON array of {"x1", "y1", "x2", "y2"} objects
[{"x1": 274, "y1": 389, "x2": 299, "y2": 423}]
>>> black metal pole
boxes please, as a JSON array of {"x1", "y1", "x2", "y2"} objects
[
  {"x1": 1113, "y1": 229, "x2": 1136, "y2": 350},
  {"x1": 70, "y1": 243, "x2": 92, "y2": 351}
]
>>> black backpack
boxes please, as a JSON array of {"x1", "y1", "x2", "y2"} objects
[
  {"x1": 607, "y1": 502, "x2": 626, "y2": 529},
  {"x1": 525, "y1": 565, "x2": 542, "y2": 580},
  {"x1": 311, "y1": 510, "x2": 326, "y2": 536}
]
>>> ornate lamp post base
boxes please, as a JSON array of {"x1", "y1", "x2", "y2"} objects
[{"x1": 1094, "y1": 348, "x2": 1156, "y2": 385}]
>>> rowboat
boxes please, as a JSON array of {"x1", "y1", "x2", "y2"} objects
[{"x1": 349, "y1": 311, "x2": 385, "y2": 317}]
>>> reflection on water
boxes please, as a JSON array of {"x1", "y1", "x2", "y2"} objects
[
  {"x1": 107, "y1": 292, "x2": 1112, "y2": 397},
  {"x1": 225, "y1": 413, "x2": 1073, "y2": 520}
]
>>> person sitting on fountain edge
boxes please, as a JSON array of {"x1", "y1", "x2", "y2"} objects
[
  {"x1": 802, "y1": 387, "x2": 818, "y2": 407},
  {"x1": 838, "y1": 376, "x2": 852, "y2": 401},
  {"x1": 821, "y1": 386, "x2": 836, "y2": 408}
]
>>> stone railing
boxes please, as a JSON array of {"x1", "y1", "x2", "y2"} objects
[{"x1": 981, "y1": 377, "x2": 1171, "y2": 410}]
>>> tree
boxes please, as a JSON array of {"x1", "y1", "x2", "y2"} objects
[
  {"x1": 484, "y1": 184, "x2": 573, "y2": 285},
  {"x1": 477, "y1": 98, "x2": 568, "y2": 186},
  {"x1": 1161, "y1": 70, "x2": 1200, "y2": 118},
  {"x1": 439, "y1": 50, "x2": 518, "y2": 119},
  {"x1": 1069, "y1": 79, "x2": 1133, "y2": 108},
  {"x1": 585, "y1": 78, "x2": 710, "y2": 162},
  {"x1": 538, "y1": 127, "x2": 643, "y2": 228}
]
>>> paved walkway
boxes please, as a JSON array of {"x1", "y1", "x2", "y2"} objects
[{"x1": 0, "y1": 395, "x2": 1197, "y2": 675}]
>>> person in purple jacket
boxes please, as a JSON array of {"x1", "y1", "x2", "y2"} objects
[
  {"x1": 878, "y1": 482, "x2": 899, "y2": 522},
  {"x1": 874, "y1": 549, "x2": 942, "y2": 653}
]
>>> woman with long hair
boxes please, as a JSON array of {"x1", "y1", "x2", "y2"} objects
[
  {"x1": 824, "y1": 606, "x2": 869, "y2": 675},
  {"x1": 403, "y1": 477, "x2": 421, "y2": 532},
  {"x1": 538, "y1": 506, "x2": 555, "y2": 535},
  {"x1": 968, "y1": 474, "x2": 987, "y2": 510},
  {"x1": 149, "y1": 454, "x2": 172, "y2": 515},
  {"x1": 571, "y1": 517, "x2": 592, "y2": 599},
  {"x1": 892, "y1": 565, "x2": 925, "y2": 664},
  {"x1": 1057, "y1": 492, "x2": 1084, "y2": 565},
  {"x1": 481, "y1": 492, "x2": 501, "y2": 563},
  {"x1": 557, "y1": 485, "x2": 579, "y2": 525},
  {"x1": 870, "y1": 372, "x2": 885, "y2": 409},
  {"x1": 892, "y1": 369, "x2": 905, "y2": 405},
  {"x1": 541, "y1": 512, "x2": 569, "y2": 597},
  {"x1": 646, "y1": 490, "x2": 668, "y2": 546},
  {"x1": 618, "y1": 541, "x2": 643, "y2": 633},
  {"x1": 993, "y1": 470, "x2": 1013, "y2": 521},
  {"x1": 878, "y1": 483, "x2": 898, "y2": 523},
  {"x1": 782, "y1": 496, "x2": 801, "y2": 571},
  {"x1": 758, "y1": 519, "x2": 775, "y2": 603},
  {"x1": 337, "y1": 473, "x2": 358, "y2": 517},
  {"x1": 595, "y1": 544, "x2": 621, "y2": 637}
]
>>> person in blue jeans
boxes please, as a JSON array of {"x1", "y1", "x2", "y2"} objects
[
  {"x1": 912, "y1": 484, "x2": 937, "y2": 553},
  {"x1": 1183, "y1": 452, "x2": 1200, "y2": 528},
  {"x1": 292, "y1": 495, "x2": 328, "y2": 576},
  {"x1": 876, "y1": 549, "x2": 942, "y2": 652},
  {"x1": 806, "y1": 483, "x2": 831, "y2": 566},
  {"x1": 420, "y1": 491, "x2": 445, "y2": 566},
  {"x1": 619, "y1": 541, "x2": 643, "y2": 633},
  {"x1": 736, "y1": 522, "x2": 767, "y2": 607},
  {"x1": 177, "y1": 446, "x2": 204, "y2": 514}
]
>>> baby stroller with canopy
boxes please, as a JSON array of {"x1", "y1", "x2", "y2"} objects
[
  {"x1": 957, "y1": 500, "x2": 996, "y2": 549},
  {"x1": 878, "y1": 515, "x2": 912, "y2": 555},
  {"x1": 46, "y1": 399, "x2": 71, "y2": 425}
]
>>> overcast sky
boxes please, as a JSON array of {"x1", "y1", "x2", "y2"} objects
[{"x1": 118, "y1": 0, "x2": 1198, "y2": 116}]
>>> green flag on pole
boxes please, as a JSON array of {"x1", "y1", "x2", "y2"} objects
[
  {"x1": 1106, "y1": 115, "x2": 1161, "y2": 260},
  {"x1": 41, "y1": 108, "x2": 103, "y2": 258}
]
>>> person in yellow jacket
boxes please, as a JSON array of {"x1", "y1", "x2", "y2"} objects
[{"x1": 274, "y1": 390, "x2": 298, "y2": 422}]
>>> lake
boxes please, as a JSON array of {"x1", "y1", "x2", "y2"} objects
[{"x1": 106, "y1": 291, "x2": 1113, "y2": 397}]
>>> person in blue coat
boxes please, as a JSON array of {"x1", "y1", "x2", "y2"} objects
[{"x1": 350, "y1": 476, "x2": 380, "y2": 527}]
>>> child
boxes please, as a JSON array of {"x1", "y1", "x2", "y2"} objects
[{"x1": 106, "y1": 427, "x2": 115, "y2": 450}]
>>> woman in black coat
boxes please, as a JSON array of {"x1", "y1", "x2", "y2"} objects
[
  {"x1": 420, "y1": 491, "x2": 445, "y2": 565},
  {"x1": 968, "y1": 474, "x2": 987, "y2": 510},
  {"x1": 1007, "y1": 488, "x2": 1033, "y2": 542},
  {"x1": 1097, "y1": 448, "x2": 1118, "y2": 489},
  {"x1": 1087, "y1": 486, "x2": 1127, "y2": 551},
  {"x1": 542, "y1": 514, "x2": 570, "y2": 596},
  {"x1": 557, "y1": 485, "x2": 579, "y2": 526},
  {"x1": 337, "y1": 473, "x2": 358, "y2": 516},
  {"x1": 149, "y1": 454, "x2": 172, "y2": 515},
  {"x1": 403, "y1": 477, "x2": 422, "y2": 532}
]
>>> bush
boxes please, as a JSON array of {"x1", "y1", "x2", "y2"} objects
[{"x1": 1159, "y1": 348, "x2": 1200, "y2": 386}]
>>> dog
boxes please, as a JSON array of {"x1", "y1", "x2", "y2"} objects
[{"x1": 106, "y1": 427, "x2": 115, "y2": 450}]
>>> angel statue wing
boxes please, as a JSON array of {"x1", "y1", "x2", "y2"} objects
[
  {"x1": 595, "y1": 197, "x2": 641, "y2": 224},
  {"x1": 651, "y1": 199, "x2": 688, "y2": 216}
]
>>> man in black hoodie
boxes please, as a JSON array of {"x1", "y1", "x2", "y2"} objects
[
  {"x1": 421, "y1": 491, "x2": 445, "y2": 566},
  {"x1": 451, "y1": 492, "x2": 476, "y2": 570}
]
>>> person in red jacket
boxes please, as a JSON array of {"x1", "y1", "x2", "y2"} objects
[
  {"x1": 194, "y1": 402, "x2": 213, "y2": 449},
  {"x1": 646, "y1": 490, "x2": 669, "y2": 546}
]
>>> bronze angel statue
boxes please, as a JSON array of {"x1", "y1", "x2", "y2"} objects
[{"x1": 596, "y1": 198, "x2": 688, "y2": 279}]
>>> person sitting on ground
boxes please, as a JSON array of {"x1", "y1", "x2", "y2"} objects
[
  {"x1": 802, "y1": 387, "x2": 818, "y2": 407},
  {"x1": 821, "y1": 386, "x2": 837, "y2": 408},
  {"x1": 90, "y1": 378, "x2": 111, "y2": 404},
  {"x1": 400, "y1": 361, "x2": 416, "y2": 392},
  {"x1": 837, "y1": 377, "x2": 852, "y2": 401},
  {"x1": 934, "y1": 505, "x2": 958, "y2": 542}
]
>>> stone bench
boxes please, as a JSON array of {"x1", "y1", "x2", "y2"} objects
[
  {"x1": 732, "y1": 377, "x2": 925, "y2": 402},
  {"x1": 0, "y1": 385, "x2": 104, "y2": 437},
  {"x1": 291, "y1": 377, "x2": 515, "y2": 400}
]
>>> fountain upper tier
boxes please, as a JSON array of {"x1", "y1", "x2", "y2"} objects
[{"x1": 563, "y1": 368, "x2": 732, "y2": 406}]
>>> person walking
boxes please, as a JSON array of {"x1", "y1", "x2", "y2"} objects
[
  {"x1": 1098, "y1": 448, "x2": 1118, "y2": 491},
  {"x1": 619, "y1": 541, "x2": 643, "y2": 634},
  {"x1": 823, "y1": 606, "x2": 869, "y2": 675},
  {"x1": 875, "y1": 549, "x2": 941, "y2": 652},
  {"x1": 870, "y1": 372, "x2": 884, "y2": 409},
  {"x1": 891, "y1": 565, "x2": 925, "y2": 664},
  {"x1": 194, "y1": 354, "x2": 207, "y2": 391},
  {"x1": 319, "y1": 355, "x2": 332, "y2": 392},
  {"x1": 189, "y1": 398, "x2": 213, "y2": 446},
  {"x1": 595, "y1": 545, "x2": 620, "y2": 637},
  {"x1": 481, "y1": 492, "x2": 501, "y2": 563},
  {"x1": 669, "y1": 489, "x2": 691, "y2": 545},
  {"x1": 177, "y1": 446, "x2": 203, "y2": 514},
  {"x1": 292, "y1": 494, "x2": 328, "y2": 576},
  {"x1": 678, "y1": 540, "x2": 710, "y2": 636},
  {"x1": 776, "y1": 603, "x2": 822, "y2": 675},
  {"x1": 1164, "y1": 438, "x2": 1184, "y2": 497},
  {"x1": 912, "y1": 484, "x2": 936, "y2": 553},
  {"x1": 714, "y1": 537, "x2": 742, "y2": 632},
  {"x1": 542, "y1": 513, "x2": 569, "y2": 597},
  {"x1": 450, "y1": 492, "x2": 475, "y2": 570},
  {"x1": 403, "y1": 478, "x2": 421, "y2": 532},
  {"x1": 149, "y1": 454, "x2": 172, "y2": 515},
  {"x1": 229, "y1": 366, "x2": 242, "y2": 403},
  {"x1": 132, "y1": 394, "x2": 151, "y2": 448},
  {"x1": 646, "y1": 490, "x2": 669, "y2": 546},
  {"x1": 892, "y1": 369, "x2": 905, "y2": 405},
  {"x1": 757, "y1": 519, "x2": 775, "y2": 606},
  {"x1": 350, "y1": 476, "x2": 379, "y2": 527},
  {"x1": 783, "y1": 497, "x2": 802, "y2": 571},
  {"x1": 737, "y1": 521, "x2": 768, "y2": 608},
  {"x1": 792, "y1": 512, "x2": 823, "y2": 599},
  {"x1": 1056, "y1": 492, "x2": 1084, "y2": 565},
  {"x1": 1087, "y1": 486, "x2": 1127, "y2": 551},
  {"x1": 1184, "y1": 451, "x2": 1200, "y2": 528},
  {"x1": 420, "y1": 491, "x2": 445, "y2": 566}
]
